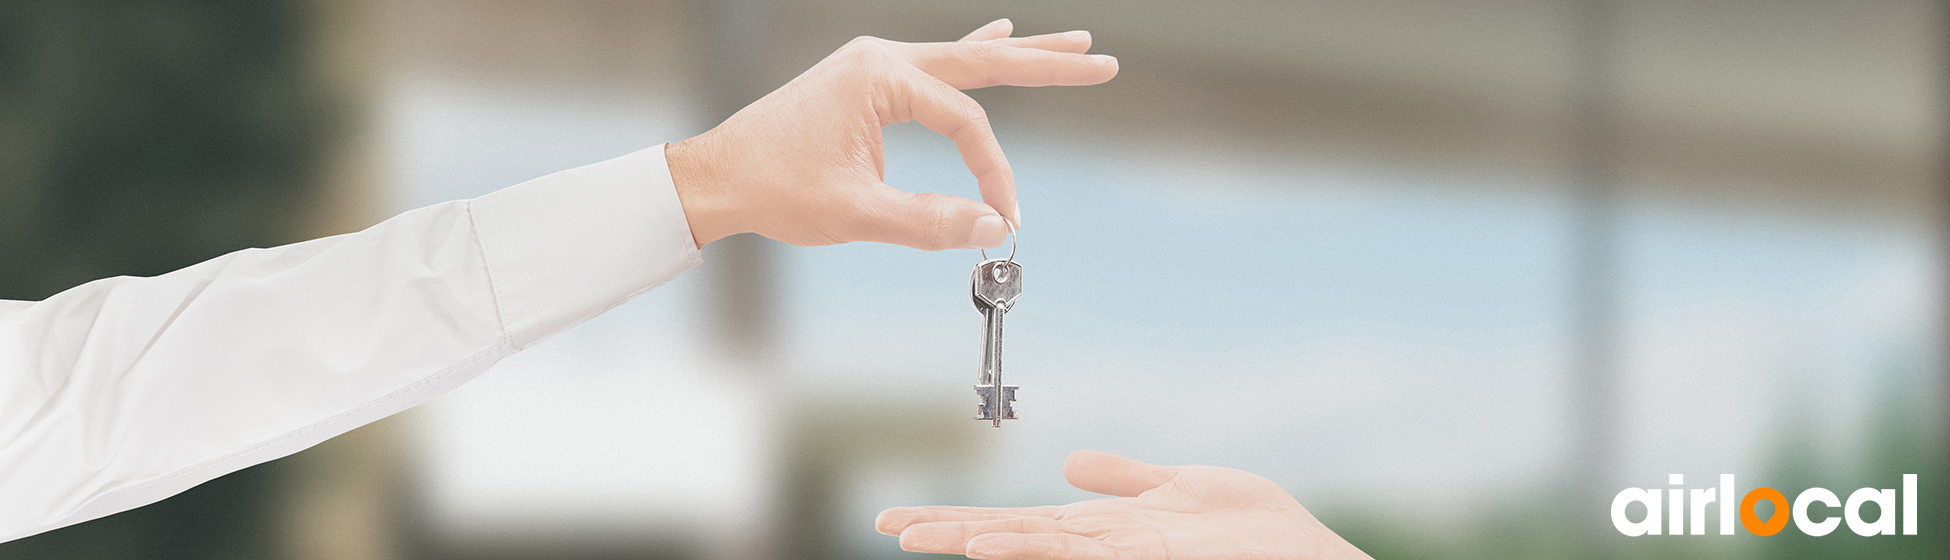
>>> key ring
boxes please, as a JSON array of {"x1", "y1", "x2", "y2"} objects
[{"x1": 980, "y1": 218, "x2": 1017, "y2": 263}]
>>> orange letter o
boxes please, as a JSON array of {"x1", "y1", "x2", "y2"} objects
[{"x1": 1741, "y1": 488, "x2": 1790, "y2": 536}]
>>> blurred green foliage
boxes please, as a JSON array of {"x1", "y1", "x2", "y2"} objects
[
  {"x1": 0, "y1": 0, "x2": 333, "y2": 301},
  {"x1": 0, "y1": 1, "x2": 335, "y2": 559}
]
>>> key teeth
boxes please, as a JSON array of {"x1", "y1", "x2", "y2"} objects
[{"x1": 974, "y1": 385, "x2": 1020, "y2": 423}]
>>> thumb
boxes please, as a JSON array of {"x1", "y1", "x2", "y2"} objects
[
  {"x1": 1062, "y1": 450, "x2": 1179, "y2": 498},
  {"x1": 845, "y1": 184, "x2": 1010, "y2": 250}
]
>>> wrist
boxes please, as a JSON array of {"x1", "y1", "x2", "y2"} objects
[{"x1": 665, "y1": 137, "x2": 743, "y2": 247}]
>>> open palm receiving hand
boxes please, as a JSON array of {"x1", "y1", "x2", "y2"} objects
[{"x1": 876, "y1": 450, "x2": 1372, "y2": 560}]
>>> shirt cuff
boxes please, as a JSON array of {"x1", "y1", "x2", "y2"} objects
[{"x1": 466, "y1": 144, "x2": 703, "y2": 348}]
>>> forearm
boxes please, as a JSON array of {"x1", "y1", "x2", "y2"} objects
[{"x1": 0, "y1": 144, "x2": 699, "y2": 543}]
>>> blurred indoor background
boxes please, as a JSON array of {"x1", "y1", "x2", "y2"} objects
[{"x1": 2, "y1": 0, "x2": 1947, "y2": 559}]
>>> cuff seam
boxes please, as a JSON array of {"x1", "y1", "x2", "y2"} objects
[{"x1": 463, "y1": 201, "x2": 519, "y2": 349}]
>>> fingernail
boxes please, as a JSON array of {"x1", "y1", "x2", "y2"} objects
[
  {"x1": 967, "y1": 214, "x2": 1008, "y2": 248},
  {"x1": 1091, "y1": 54, "x2": 1117, "y2": 65},
  {"x1": 1065, "y1": 30, "x2": 1090, "y2": 40},
  {"x1": 1012, "y1": 203, "x2": 1022, "y2": 227}
]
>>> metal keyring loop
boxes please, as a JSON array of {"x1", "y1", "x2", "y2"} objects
[{"x1": 979, "y1": 219, "x2": 1018, "y2": 263}]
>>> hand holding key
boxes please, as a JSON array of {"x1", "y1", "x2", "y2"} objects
[{"x1": 664, "y1": 19, "x2": 1117, "y2": 250}]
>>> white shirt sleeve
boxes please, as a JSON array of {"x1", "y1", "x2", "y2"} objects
[{"x1": 0, "y1": 144, "x2": 702, "y2": 543}]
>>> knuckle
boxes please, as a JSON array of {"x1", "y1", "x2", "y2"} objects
[
  {"x1": 953, "y1": 111, "x2": 994, "y2": 142},
  {"x1": 963, "y1": 41, "x2": 1004, "y2": 58},
  {"x1": 844, "y1": 36, "x2": 893, "y2": 57},
  {"x1": 838, "y1": 39, "x2": 899, "y2": 70},
  {"x1": 915, "y1": 194, "x2": 960, "y2": 251}
]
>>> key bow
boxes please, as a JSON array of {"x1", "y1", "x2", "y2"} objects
[{"x1": 971, "y1": 259, "x2": 1023, "y2": 311}]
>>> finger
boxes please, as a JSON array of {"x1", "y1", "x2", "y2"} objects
[
  {"x1": 899, "y1": 518, "x2": 1067, "y2": 554},
  {"x1": 874, "y1": 66, "x2": 1019, "y2": 226},
  {"x1": 877, "y1": 506, "x2": 1061, "y2": 536},
  {"x1": 1063, "y1": 450, "x2": 1179, "y2": 498},
  {"x1": 984, "y1": 30, "x2": 1093, "y2": 54},
  {"x1": 967, "y1": 533, "x2": 1118, "y2": 560},
  {"x1": 890, "y1": 41, "x2": 1119, "y2": 89},
  {"x1": 960, "y1": 18, "x2": 1014, "y2": 41},
  {"x1": 841, "y1": 183, "x2": 1008, "y2": 250}
]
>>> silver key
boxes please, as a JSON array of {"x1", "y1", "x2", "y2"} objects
[{"x1": 972, "y1": 258, "x2": 1022, "y2": 427}]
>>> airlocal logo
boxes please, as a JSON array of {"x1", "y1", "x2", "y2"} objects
[{"x1": 1612, "y1": 474, "x2": 1919, "y2": 536}]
